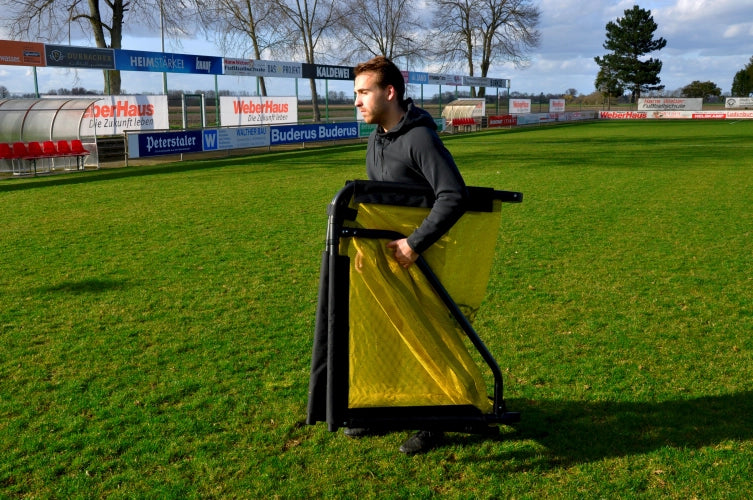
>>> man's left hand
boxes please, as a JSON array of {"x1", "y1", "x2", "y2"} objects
[{"x1": 387, "y1": 239, "x2": 419, "y2": 269}]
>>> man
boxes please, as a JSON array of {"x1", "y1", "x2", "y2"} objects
[{"x1": 349, "y1": 56, "x2": 469, "y2": 454}]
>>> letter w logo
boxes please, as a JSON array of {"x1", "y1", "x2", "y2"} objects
[{"x1": 203, "y1": 130, "x2": 219, "y2": 151}]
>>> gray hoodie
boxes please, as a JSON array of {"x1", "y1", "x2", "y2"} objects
[{"x1": 366, "y1": 99, "x2": 469, "y2": 254}]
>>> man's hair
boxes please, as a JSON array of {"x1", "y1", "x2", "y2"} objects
[{"x1": 354, "y1": 56, "x2": 406, "y2": 106}]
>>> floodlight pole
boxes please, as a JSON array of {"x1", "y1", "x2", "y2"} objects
[{"x1": 161, "y1": 0, "x2": 168, "y2": 95}]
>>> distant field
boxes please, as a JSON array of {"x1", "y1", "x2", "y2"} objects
[{"x1": 1, "y1": 120, "x2": 752, "y2": 498}]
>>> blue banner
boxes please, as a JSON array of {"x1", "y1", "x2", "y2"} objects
[
  {"x1": 114, "y1": 49, "x2": 222, "y2": 75},
  {"x1": 270, "y1": 122, "x2": 359, "y2": 145},
  {"x1": 135, "y1": 130, "x2": 204, "y2": 157}
]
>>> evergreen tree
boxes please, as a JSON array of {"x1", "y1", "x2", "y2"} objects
[{"x1": 594, "y1": 5, "x2": 667, "y2": 103}]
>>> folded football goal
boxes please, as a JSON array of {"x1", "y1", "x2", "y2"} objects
[{"x1": 307, "y1": 180, "x2": 522, "y2": 435}]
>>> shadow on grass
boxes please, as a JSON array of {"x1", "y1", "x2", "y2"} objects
[
  {"x1": 38, "y1": 277, "x2": 132, "y2": 294},
  {"x1": 458, "y1": 392, "x2": 753, "y2": 469}
]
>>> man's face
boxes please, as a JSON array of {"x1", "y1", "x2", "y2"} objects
[{"x1": 354, "y1": 71, "x2": 393, "y2": 126}]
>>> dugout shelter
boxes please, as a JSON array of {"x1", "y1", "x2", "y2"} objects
[
  {"x1": 0, "y1": 98, "x2": 98, "y2": 175},
  {"x1": 441, "y1": 98, "x2": 485, "y2": 133}
]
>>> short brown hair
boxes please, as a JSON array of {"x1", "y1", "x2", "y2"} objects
[{"x1": 354, "y1": 56, "x2": 406, "y2": 106}]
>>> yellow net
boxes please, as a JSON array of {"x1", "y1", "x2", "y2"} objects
[{"x1": 342, "y1": 200, "x2": 503, "y2": 412}]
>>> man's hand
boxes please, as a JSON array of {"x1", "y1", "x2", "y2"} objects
[{"x1": 386, "y1": 238, "x2": 419, "y2": 269}]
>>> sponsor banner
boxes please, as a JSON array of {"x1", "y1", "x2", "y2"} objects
[
  {"x1": 222, "y1": 58, "x2": 302, "y2": 78},
  {"x1": 46, "y1": 44, "x2": 114, "y2": 69},
  {"x1": 509, "y1": 99, "x2": 531, "y2": 114},
  {"x1": 488, "y1": 78, "x2": 509, "y2": 89},
  {"x1": 81, "y1": 95, "x2": 169, "y2": 135},
  {"x1": 565, "y1": 111, "x2": 597, "y2": 121},
  {"x1": 220, "y1": 96, "x2": 298, "y2": 126},
  {"x1": 202, "y1": 127, "x2": 271, "y2": 151},
  {"x1": 129, "y1": 130, "x2": 203, "y2": 158},
  {"x1": 359, "y1": 122, "x2": 377, "y2": 138},
  {"x1": 647, "y1": 110, "x2": 753, "y2": 120},
  {"x1": 726, "y1": 97, "x2": 753, "y2": 108},
  {"x1": 726, "y1": 110, "x2": 753, "y2": 119},
  {"x1": 464, "y1": 76, "x2": 491, "y2": 87},
  {"x1": 270, "y1": 122, "x2": 359, "y2": 145},
  {"x1": 409, "y1": 71, "x2": 429, "y2": 85},
  {"x1": 550, "y1": 99, "x2": 566, "y2": 113},
  {"x1": 488, "y1": 115, "x2": 517, "y2": 127},
  {"x1": 692, "y1": 113, "x2": 726, "y2": 120},
  {"x1": 637, "y1": 98, "x2": 702, "y2": 111},
  {"x1": 428, "y1": 73, "x2": 464, "y2": 86},
  {"x1": 516, "y1": 113, "x2": 541, "y2": 125},
  {"x1": 115, "y1": 49, "x2": 222, "y2": 74},
  {"x1": 599, "y1": 111, "x2": 648, "y2": 119},
  {"x1": 0, "y1": 40, "x2": 45, "y2": 66},
  {"x1": 302, "y1": 63, "x2": 353, "y2": 80}
]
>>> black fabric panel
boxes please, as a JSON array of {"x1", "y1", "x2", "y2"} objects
[
  {"x1": 306, "y1": 252, "x2": 331, "y2": 425},
  {"x1": 326, "y1": 253, "x2": 351, "y2": 431},
  {"x1": 348, "y1": 179, "x2": 520, "y2": 212}
]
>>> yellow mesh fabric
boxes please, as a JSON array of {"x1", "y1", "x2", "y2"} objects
[{"x1": 343, "y1": 201, "x2": 502, "y2": 411}]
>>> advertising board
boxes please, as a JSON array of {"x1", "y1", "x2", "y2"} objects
[
  {"x1": 202, "y1": 127, "x2": 271, "y2": 151},
  {"x1": 270, "y1": 122, "x2": 359, "y2": 145},
  {"x1": 223, "y1": 59, "x2": 302, "y2": 78},
  {"x1": 81, "y1": 95, "x2": 169, "y2": 135},
  {"x1": 509, "y1": 99, "x2": 531, "y2": 114},
  {"x1": 549, "y1": 99, "x2": 566, "y2": 113},
  {"x1": 637, "y1": 98, "x2": 703, "y2": 111},
  {"x1": 488, "y1": 115, "x2": 517, "y2": 127},
  {"x1": 726, "y1": 97, "x2": 753, "y2": 108},
  {"x1": 115, "y1": 49, "x2": 222, "y2": 74},
  {"x1": 128, "y1": 130, "x2": 203, "y2": 158},
  {"x1": 0, "y1": 40, "x2": 45, "y2": 66},
  {"x1": 46, "y1": 44, "x2": 114, "y2": 69},
  {"x1": 220, "y1": 96, "x2": 298, "y2": 126}
]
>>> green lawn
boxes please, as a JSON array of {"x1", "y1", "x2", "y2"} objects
[{"x1": 2, "y1": 120, "x2": 752, "y2": 498}]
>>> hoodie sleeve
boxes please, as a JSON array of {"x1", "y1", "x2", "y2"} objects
[{"x1": 405, "y1": 126, "x2": 468, "y2": 253}]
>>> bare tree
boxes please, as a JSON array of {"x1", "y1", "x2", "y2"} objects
[
  {"x1": 334, "y1": 0, "x2": 427, "y2": 68},
  {"x1": 272, "y1": 0, "x2": 340, "y2": 122},
  {"x1": 196, "y1": 0, "x2": 286, "y2": 96},
  {"x1": 4, "y1": 0, "x2": 195, "y2": 94},
  {"x1": 431, "y1": 0, "x2": 540, "y2": 97}
]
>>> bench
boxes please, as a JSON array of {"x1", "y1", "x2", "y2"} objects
[{"x1": 0, "y1": 140, "x2": 90, "y2": 175}]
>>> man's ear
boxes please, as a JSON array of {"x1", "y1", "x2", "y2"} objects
[{"x1": 385, "y1": 85, "x2": 397, "y2": 102}]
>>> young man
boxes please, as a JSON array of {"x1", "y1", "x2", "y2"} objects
[{"x1": 349, "y1": 56, "x2": 469, "y2": 454}]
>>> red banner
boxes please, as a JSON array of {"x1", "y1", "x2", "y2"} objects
[
  {"x1": 488, "y1": 115, "x2": 517, "y2": 127},
  {"x1": 0, "y1": 40, "x2": 45, "y2": 66}
]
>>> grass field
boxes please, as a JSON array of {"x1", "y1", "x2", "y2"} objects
[{"x1": 2, "y1": 120, "x2": 752, "y2": 498}]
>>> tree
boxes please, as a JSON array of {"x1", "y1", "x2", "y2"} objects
[
  {"x1": 272, "y1": 0, "x2": 340, "y2": 122},
  {"x1": 196, "y1": 0, "x2": 285, "y2": 96},
  {"x1": 594, "y1": 65, "x2": 625, "y2": 109},
  {"x1": 594, "y1": 5, "x2": 667, "y2": 103},
  {"x1": 681, "y1": 80, "x2": 721, "y2": 101},
  {"x1": 334, "y1": 0, "x2": 426, "y2": 68},
  {"x1": 731, "y1": 56, "x2": 753, "y2": 97},
  {"x1": 4, "y1": 0, "x2": 195, "y2": 95},
  {"x1": 431, "y1": 0, "x2": 540, "y2": 97},
  {"x1": 0, "y1": 86, "x2": 9, "y2": 98}
]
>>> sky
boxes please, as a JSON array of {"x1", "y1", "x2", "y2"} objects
[{"x1": 1, "y1": 0, "x2": 753, "y2": 97}]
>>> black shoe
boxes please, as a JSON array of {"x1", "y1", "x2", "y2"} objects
[
  {"x1": 343, "y1": 427, "x2": 375, "y2": 438},
  {"x1": 399, "y1": 430, "x2": 444, "y2": 455}
]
